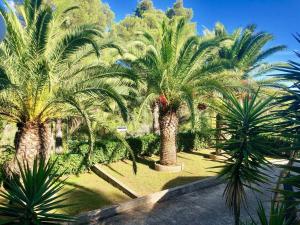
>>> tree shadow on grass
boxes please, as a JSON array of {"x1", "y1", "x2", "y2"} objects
[
  {"x1": 177, "y1": 154, "x2": 192, "y2": 160},
  {"x1": 105, "y1": 164, "x2": 126, "y2": 177},
  {"x1": 162, "y1": 176, "x2": 210, "y2": 190},
  {"x1": 61, "y1": 180, "x2": 128, "y2": 216},
  {"x1": 187, "y1": 151, "x2": 227, "y2": 164},
  {"x1": 136, "y1": 157, "x2": 156, "y2": 170}
]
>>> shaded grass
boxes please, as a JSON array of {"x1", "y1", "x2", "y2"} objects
[
  {"x1": 99, "y1": 150, "x2": 224, "y2": 196},
  {"x1": 58, "y1": 173, "x2": 130, "y2": 215}
]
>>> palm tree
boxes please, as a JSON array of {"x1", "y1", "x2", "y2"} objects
[
  {"x1": 207, "y1": 23, "x2": 286, "y2": 155},
  {"x1": 217, "y1": 90, "x2": 276, "y2": 225},
  {"x1": 133, "y1": 18, "x2": 225, "y2": 166},
  {"x1": 0, "y1": 0, "x2": 136, "y2": 174},
  {"x1": 216, "y1": 24, "x2": 286, "y2": 91}
]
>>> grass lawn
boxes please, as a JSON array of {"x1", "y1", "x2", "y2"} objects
[
  {"x1": 59, "y1": 173, "x2": 130, "y2": 215},
  {"x1": 99, "y1": 150, "x2": 224, "y2": 196}
]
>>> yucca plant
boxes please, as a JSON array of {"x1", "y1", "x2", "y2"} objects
[
  {"x1": 217, "y1": 90, "x2": 276, "y2": 225},
  {"x1": 0, "y1": 158, "x2": 73, "y2": 224},
  {"x1": 242, "y1": 201, "x2": 292, "y2": 225},
  {"x1": 270, "y1": 33, "x2": 300, "y2": 224},
  {"x1": 0, "y1": 0, "x2": 136, "y2": 173},
  {"x1": 132, "y1": 18, "x2": 227, "y2": 166}
]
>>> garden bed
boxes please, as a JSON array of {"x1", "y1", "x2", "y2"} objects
[{"x1": 98, "y1": 150, "x2": 224, "y2": 196}]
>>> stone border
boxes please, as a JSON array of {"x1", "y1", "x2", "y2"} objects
[
  {"x1": 70, "y1": 176, "x2": 222, "y2": 225},
  {"x1": 91, "y1": 165, "x2": 140, "y2": 199}
]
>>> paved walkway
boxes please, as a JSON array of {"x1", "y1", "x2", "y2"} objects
[{"x1": 99, "y1": 166, "x2": 281, "y2": 225}]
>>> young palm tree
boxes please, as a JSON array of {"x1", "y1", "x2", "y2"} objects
[
  {"x1": 217, "y1": 90, "x2": 276, "y2": 225},
  {"x1": 133, "y1": 18, "x2": 225, "y2": 166},
  {"x1": 0, "y1": 0, "x2": 136, "y2": 174}
]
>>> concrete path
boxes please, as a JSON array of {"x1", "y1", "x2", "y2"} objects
[{"x1": 99, "y1": 167, "x2": 281, "y2": 225}]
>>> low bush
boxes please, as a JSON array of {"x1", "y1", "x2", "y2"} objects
[
  {"x1": 53, "y1": 131, "x2": 213, "y2": 175},
  {"x1": 0, "y1": 147, "x2": 14, "y2": 183},
  {"x1": 53, "y1": 139, "x2": 129, "y2": 175},
  {"x1": 178, "y1": 131, "x2": 214, "y2": 152},
  {"x1": 127, "y1": 134, "x2": 160, "y2": 156}
]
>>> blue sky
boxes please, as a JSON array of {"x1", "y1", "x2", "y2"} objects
[{"x1": 106, "y1": 0, "x2": 300, "y2": 62}]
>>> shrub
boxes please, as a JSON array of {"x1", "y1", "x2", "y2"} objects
[
  {"x1": 127, "y1": 134, "x2": 160, "y2": 156},
  {"x1": 177, "y1": 130, "x2": 214, "y2": 152},
  {"x1": 53, "y1": 139, "x2": 129, "y2": 175},
  {"x1": 53, "y1": 131, "x2": 214, "y2": 175},
  {"x1": 177, "y1": 131, "x2": 196, "y2": 152},
  {"x1": 0, "y1": 148, "x2": 14, "y2": 183}
]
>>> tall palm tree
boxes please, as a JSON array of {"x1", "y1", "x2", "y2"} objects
[
  {"x1": 208, "y1": 23, "x2": 286, "y2": 155},
  {"x1": 0, "y1": 0, "x2": 136, "y2": 174},
  {"x1": 216, "y1": 24, "x2": 286, "y2": 91},
  {"x1": 133, "y1": 18, "x2": 225, "y2": 166}
]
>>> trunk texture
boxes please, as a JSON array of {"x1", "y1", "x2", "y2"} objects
[
  {"x1": 55, "y1": 119, "x2": 63, "y2": 154},
  {"x1": 215, "y1": 113, "x2": 223, "y2": 155},
  {"x1": 151, "y1": 101, "x2": 160, "y2": 134},
  {"x1": 159, "y1": 109, "x2": 178, "y2": 166},
  {"x1": 5, "y1": 121, "x2": 51, "y2": 175}
]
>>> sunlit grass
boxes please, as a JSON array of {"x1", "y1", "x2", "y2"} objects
[{"x1": 99, "y1": 150, "x2": 224, "y2": 196}]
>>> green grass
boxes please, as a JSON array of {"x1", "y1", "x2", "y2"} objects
[
  {"x1": 59, "y1": 173, "x2": 130, "y2": 215},
  {"x1": 99, "y1": 150, "x2": 223, "y2": 196},
  {"x1": 0, "y1": 150, "x2": 223, "y2": 216}
]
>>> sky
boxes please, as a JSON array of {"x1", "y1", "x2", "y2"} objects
[
  {"x1": 105, "y1": 0, "x2": 300, "y2": 62},
  {"x1": 0, "y1": 0, "x2": 299, "y2": 61}
]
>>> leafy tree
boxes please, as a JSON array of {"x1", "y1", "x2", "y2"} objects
[
  {"x1": 0, "y1": 0, "x2": 135, "y2": 174},
  {"x1": 166, "y1": 0, "x2": 193, "y2": 20},
  {"x1": 132, "y1": 18, "x2": 225, "y2": 166},
  {"x1": 135, "y1": 0, "x2": 154, "y2": 17},
  {"x1": 0, "y1": 158, "x2": 74, "y2": 224},
  {"x1": 47, "y1": 0, "x2": 115, "y2": 29},
  {"x1": 217, "y1": 90, "x2": 276, "y2": 225}
]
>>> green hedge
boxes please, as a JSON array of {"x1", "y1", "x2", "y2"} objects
[
  {"x1": 53, "y1": 131, "x2": 214, "y2": 175},
  {"x1": 0, "y1": 131, "x2": 215, "y2": 177},
  {"x1": 53, "y1": 139, "x2": 129, "y2": 175},
  {"x1": 127, "y1": 134, "x2": 160, "y2": 156}
]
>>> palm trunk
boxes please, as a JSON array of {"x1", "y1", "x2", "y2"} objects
[
  {"x1": 159, "y1": 109, "x2": 178, "y2": 165},
  {"x1": 55, "y1": 119, "x2": 63, "y2": 154},
  {"x1": 6, "y1": 121, "x2": 51, "y2": 175},
  {"x1": 215, "y1": 113, "x2": 222, "y2": 155},
  {"x1": 151, "y1": 101, "x2": 160, "y2": 134}
]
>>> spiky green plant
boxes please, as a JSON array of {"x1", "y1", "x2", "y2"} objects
[
  {"x1": 0, "y1": 158, "x2": 73, "y2": 224},
  {"x1": 241, "y1": 201, "x2": 291, "y2": 225},
  {"x1": 0, "y1": 0, "x2": 137, "y2": 171},
  {"x1": 271, "y1": 33, "x2": 300, "y2": 224},
  {"x1": 217, "y1": 90, "x2": 276, "y2": 225}
]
